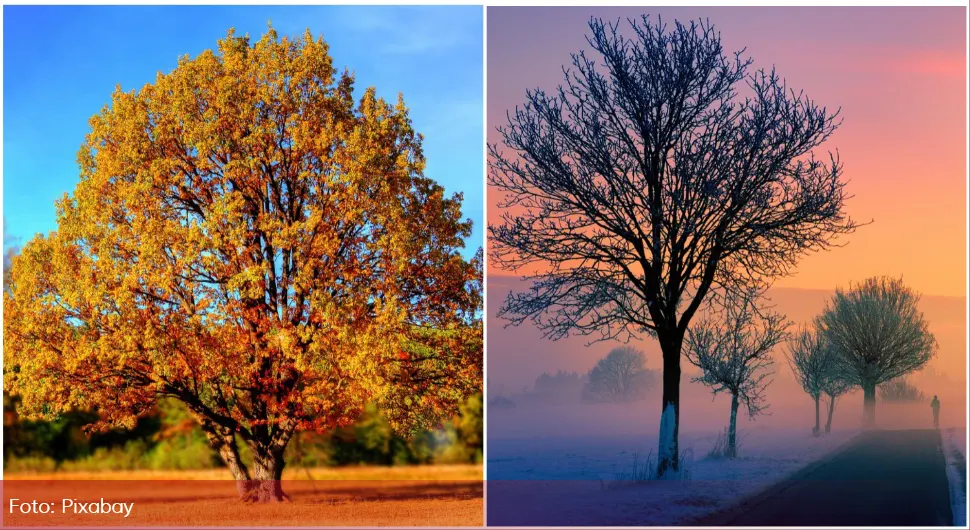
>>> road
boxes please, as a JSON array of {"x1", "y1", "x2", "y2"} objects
[{"x1": 709, "y1": 429, "x2": 954, "y2": 526}]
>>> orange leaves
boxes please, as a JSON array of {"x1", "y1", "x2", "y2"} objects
[{"x1": 3, "y1": 25, "x2": 481, "y2": 449}]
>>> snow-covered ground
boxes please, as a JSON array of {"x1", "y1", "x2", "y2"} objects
[
  {"x1": 941, "y1": 427, "x2": 967, "y2": 527},
  {"x1": 487, "y1": 426, "x2": 859, "y2": 526}
]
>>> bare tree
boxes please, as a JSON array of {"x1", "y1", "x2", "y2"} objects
[
  {"x1": 685, "y1": 289, "x2": 788, "y2": 458},
  {"x1": 788, "y1": 319, "x2": 852, "y2": 435},
  {"x1": 820, "y1": 277, "x2": 936, "y2": 427},
  {"x1": 786, "y1": 325, "x2": 830, "y2": 436},
  {"x1": 821, "y1": 373, "x2": 852, "y2": 434},
  {"x1": 582, "y1": 346, "x2": 655, "y2": 403},
  {"x1": 489, "y1": 16, "x2": 858, "y2": 475}
]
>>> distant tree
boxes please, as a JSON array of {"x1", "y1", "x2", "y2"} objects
[
  {"x1": 821, "y1": 371, "x2": 852, "y2": 434},
  {"x1": 534, "y1": 370, "x2": 584, "y2": 402},
  {"x1": 787, "y1": 326, "x2": 827, "y2": 436},
  {"x1": 488, "y1": 15, "x2": 858, "y2": 475},
  {"x1": 878, "y1": 377, "x2": 926, "y2": 403},
  {"x1": 2, "y1": 393, "x2": 165, "y2": 469},
  {"x1": 583, "y1": 346, "x2": 655, "y2": 403},
  {"x1": 686, "y1": 289, "x2": 787, "y2": 457},
  {"x1": 820, "y1": 277, "x2": 936, "y2": 427},
  {"x1": 325, "y1": 403, "x2": 411, "y2": 467},
  {"x1": 787, "y1": 320, "x2": 852, "y2": 435},
  {"x1": 435, "y1": 393, "x2": 484, "y2": 464}
]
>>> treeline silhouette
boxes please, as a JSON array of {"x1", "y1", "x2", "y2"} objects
[
  {"x1": 489, "y1": 347, "x2": 659, "y2": 408},
  {"x1": 3, "y1": 393, "x2": 482, "y2": 472}
]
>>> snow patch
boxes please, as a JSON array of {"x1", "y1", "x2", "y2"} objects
[
  {"x1": 488, "y1": 426, "x2": 860, "y2": 526},
  {"x1": 941, "y1": 427, "x2": 967, "y2": 526}
]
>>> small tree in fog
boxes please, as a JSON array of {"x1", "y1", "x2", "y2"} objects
[
  {"x1": 878, "y1": 377, "x2": 926, "y2": 403},
  {"x1": 786, "y1": 323, "x2": 851, "y2": 436},
  {"x1": 534, "y1": 370, "x2": 585, "y2": 402},
  {"x1": 820, "y1": 277, "x2": 936, "y2": 428},
  {"x1": 787, "y1": 326, "x2": 830, "y2": 436},
  {"x1": 583, "y1": 346, "x2": 654, "y2": 403},
  {"x1": 821, "y1": 372, "x2": 851, "y2": 434},
  {"x1": 686, "y1": 289, "x2": 788, "y2": 458}
]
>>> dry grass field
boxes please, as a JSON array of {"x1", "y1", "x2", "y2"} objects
[{"x1": 2, "y1": 464, "x2": 483, "y2": 526}]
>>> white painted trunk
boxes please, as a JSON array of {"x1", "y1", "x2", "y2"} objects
[{"x1": 657, "y1": 401, "x2": 677, "y2": 479}]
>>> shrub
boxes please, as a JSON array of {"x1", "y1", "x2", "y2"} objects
[
  {"x1": 147, "y1": 435, "x2": 221, "y2": 470},
  {"x1": 878, "y1": 377, "x2": 926, "y2": 402},
  {"x1": 432, "y1": 394, "x2": 483, "y2": 464},
  {"x1": 3, "y1": 455, "x2": 58, "y2": 473},
  {"x1": 61, "y1": 440, "x2": 152, "y2": 472}
]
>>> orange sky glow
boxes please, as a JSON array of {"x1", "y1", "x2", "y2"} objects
[{"x1": 487, "y1": 6, "x2": 967, "y2": 298}]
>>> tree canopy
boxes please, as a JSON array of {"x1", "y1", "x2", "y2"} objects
[
  {"x1": 787, "y1": 326, "x2": 831, "y2": 403},
  {"x1": 819, "y1": 276, "x2": 935, "y2": 426}
]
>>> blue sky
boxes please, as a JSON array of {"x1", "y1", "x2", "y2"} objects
[{"x1": 2, "y1": 5, "x2": 484, "y2": 257}]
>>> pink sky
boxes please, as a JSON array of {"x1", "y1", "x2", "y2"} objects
[{"x1": 487, "y1": 6, "x2": 967, "y2": 298}]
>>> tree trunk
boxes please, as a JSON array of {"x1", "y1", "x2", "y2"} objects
[
  {"x1": 825, "y1": 394, "x2": 836, "y2": 434},
  {"x1": 728, "y1": 393, "x2": 739, "y2": 458},
  {"x1": 220, "y1": 436, "x2": 254, "y2": 499},
  {"x1": 200, "y1": 422, "x2": 253, "y2": 499},
  {"x1": 248, "y1": 449, "x2": 289, "y2": 503},
  {"x1": 656, "y1": 331, "x2": 683, "y2": 477},
  {"x1": 813, "y1": 395, "x2": 820, "y2": 437},
  {"x1": 862, "y1": 383, "x2": 877, "y2": 428}
]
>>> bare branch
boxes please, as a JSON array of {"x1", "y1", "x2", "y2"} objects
[
  {"x1": 490, "y1": 15, "x2": 858, "y2": 347},
  {"x1": 685, "y1": 287, "x2": 789, "y2": 418}
]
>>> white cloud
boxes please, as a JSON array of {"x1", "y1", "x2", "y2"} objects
[{"x1": 279, "y1": 6, "x2": 478, "y2": 57}]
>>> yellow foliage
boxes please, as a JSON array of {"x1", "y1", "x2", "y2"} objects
[{"x1": 4, "y1": 27, "x2": 481, "y2": 453}]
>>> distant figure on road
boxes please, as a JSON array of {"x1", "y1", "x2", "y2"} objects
[{"x1": 930, "y1": 395, "x2": 941, "y2": 429}]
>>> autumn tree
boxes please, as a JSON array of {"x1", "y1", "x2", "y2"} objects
[
  {"x1": 582, "y1": 346, "x2": 655, "y2": 403},
  {"x1": 685, "y1": 289, "x2": 787, "y2": 458},
  {"x1": 489, "y1": 16, "x2": 857, "y2": 475},
  {"x1": 3, "y1": 28, "x2": 482, "y2": 502},
  {"x1": 819, "y1": 277, "x2": 936, "y2": 428}
]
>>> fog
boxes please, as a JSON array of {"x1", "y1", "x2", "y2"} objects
[{"x1": 487, "y1": 275, "x2": 967, "y2": 440}]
